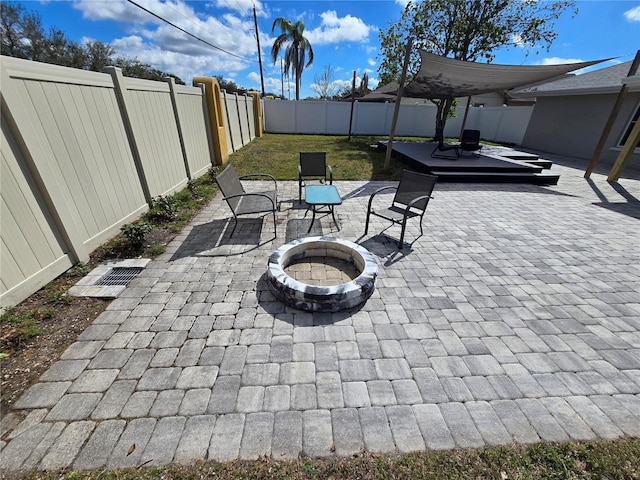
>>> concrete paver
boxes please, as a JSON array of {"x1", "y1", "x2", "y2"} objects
[{"x1": 2, "y1": 160, "x2": 640, "y2": 476}]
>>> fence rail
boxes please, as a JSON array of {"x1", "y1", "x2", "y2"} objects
[{"x1": 0, "y1": 57, "x2": 257, "y2": 308}]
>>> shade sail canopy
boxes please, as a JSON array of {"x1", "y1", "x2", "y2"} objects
[{"x1": 403, "y1": 50, "x2": 609, "y2": 99}]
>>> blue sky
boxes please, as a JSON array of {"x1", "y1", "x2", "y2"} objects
[{"x1": 13, "y1": 0, "x2": 640, "y2": 98}]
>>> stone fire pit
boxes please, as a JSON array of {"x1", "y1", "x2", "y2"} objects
[{"x1": 267, "y1": 236, "x2": 378, "y2": 312}]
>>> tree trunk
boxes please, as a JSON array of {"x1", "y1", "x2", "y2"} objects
[{"x1": 435, "y1": 98, "x2": 455, "y2": 139}]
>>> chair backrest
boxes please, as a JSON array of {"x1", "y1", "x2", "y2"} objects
[
  {"x1": 299, "y1": 152, "x2": 327, "y2": 177},
  {"x1": 460, "y1": 129, "x2": 481, "y2": 149},
  {"x1": 215, "y1": 164, "x2": 244, "y2": 211},
  {"x1": 393, "y1": 170, "x2": 437, "y2": 212}
]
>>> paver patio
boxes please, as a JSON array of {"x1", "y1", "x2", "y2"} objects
[{"x1": 1, "y1": 153, "x2": 639, "y2": 476}]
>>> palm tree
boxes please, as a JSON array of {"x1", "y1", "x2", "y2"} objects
[{"x1": 271, "y1": 17, "x2": 314, "y2": 100}]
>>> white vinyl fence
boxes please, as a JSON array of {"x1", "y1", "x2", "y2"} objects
[
  {"x1": 0, "y1": 56, "x2": 257, "y2": 308},
  {"x1": 263, "y1": 99, "x2": 533, "y2": 145}
]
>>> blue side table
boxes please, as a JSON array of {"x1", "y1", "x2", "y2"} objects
[{"x1": 304, "y1": 185, "x2": 342, "y2": 232}]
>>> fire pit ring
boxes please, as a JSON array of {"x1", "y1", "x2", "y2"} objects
[{"x1": 267, "y1": 236, "x2": 378, "y2": 312}]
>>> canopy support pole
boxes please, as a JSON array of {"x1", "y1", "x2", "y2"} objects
[
  {"x1": 585, "y1": 50, "x2": 640, "y2": 178},
  {"x1": 384, "y1": 39, "x2": 412, "y2": 170},
  {"x1": 608, "y1": 114, "x2": 640, "y2": 182},
  {"x1": 348, "y1": 71, "x2": 356, "y2": 141}
]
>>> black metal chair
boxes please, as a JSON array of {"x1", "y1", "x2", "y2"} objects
[
  {"x1": 364, "y1": 170, "x2": 437, "y2": 248},
  {"x1": 456, "y1": 129, "x2": 483, "y2": 157},
  {"x1": 215, "y1": 164, "x2": 278, "y2": 237},
  {"x1": 430, "y1": 126, "x2": 460, "y2": 159},
  {"x1": 299, "y1": 152, "x2": 333, "y2": 203}
]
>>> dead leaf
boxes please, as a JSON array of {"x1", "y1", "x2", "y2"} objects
[
  {"x1": 127, "y1": 443, "x2": 136, "y2": 456},
  {"x1": 195, "y1": 458, "x2": 206, "y2": 466}
]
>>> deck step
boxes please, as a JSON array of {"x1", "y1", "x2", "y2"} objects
[
  {"x1": 522, "y1": 159, "x2": 553, "y2": 169},
  {"x1": 429, "y1": 170, "x2": 560, "y2": 185}
]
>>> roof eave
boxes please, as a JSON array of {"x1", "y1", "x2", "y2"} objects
[{"x1": 511, "y1": 85, "x2": 624, "y2": 98}]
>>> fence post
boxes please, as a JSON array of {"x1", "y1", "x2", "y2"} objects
[
  {"x1": 235, "y1": 93, "x2": 245, "y2": 147},
  {"x1": 164, "y1": 77, "x2": 191, "y2": 180},
  {"x1": 197, "y1": 83, "x2": 216, "y2": 166},
  {"x1": 193, "y1": 76, "x2": 229, "y2": 164},
  {"x1": 221, "y1": 90, "x2": 235, "y2": 153},
  {"x1": 248, "y1": 91, "x2": 263, "y2": 137},
  {"x1": 105, "y1": 66, "x2": 152, "y2": 204}
]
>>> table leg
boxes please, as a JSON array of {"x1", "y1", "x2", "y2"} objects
[
  {"x1": 330, "y1": 205, "x2": 340, "y2": 231},
  {"x1": 307, "y1": 205, "x2": 317, "y2": 233}
]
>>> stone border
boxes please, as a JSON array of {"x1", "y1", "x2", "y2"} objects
[
  {"x1": 266, "y1": 236, "x2": 378, "y2": 312},
  {"x1": 68, "y1": 258, "x2": 151, "y2": 298}
]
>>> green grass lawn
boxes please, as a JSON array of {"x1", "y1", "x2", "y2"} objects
[{"x1": 226, "y1": 133, "x2": 413, "y2": 181}]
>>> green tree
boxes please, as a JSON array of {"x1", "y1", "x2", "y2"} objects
[
  {"x1": 0, "y1": 2, "x2": 24, "y2": 57},
  {"x1": 19, "y1": 10, "x2": 46, "y2": 61},
  {"x1": 271, "y1": 17, "x2": 314, "y2": 101},
  {"x1": 378, "y1": 0, "x2": 577, "y2": 132},
  {"x1": 85, "y1": 40, "x2": 115, "y2": 72},
  {"x1": 214, "y1": 76, "x2": 247, "y2": 95},
  {"x1": 115, "y1": 56, "x2": 185, "y2": 84},
  {"x1": 0, "y1": 2, "x2": 183, "y2": 83}
]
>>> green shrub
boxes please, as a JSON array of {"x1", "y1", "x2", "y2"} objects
[
  {"x1": 120, "y1": 220, "x2": 152, "y2": 249},
  {"x1": 147, "y1": 195, "x2": 178, "y2": 222}
]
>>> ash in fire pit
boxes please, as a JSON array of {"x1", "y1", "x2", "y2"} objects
[{"x1": 267, "y1": 236, "x2": 378, "y2": 312}]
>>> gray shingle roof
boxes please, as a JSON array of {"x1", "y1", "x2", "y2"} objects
[{"x1": 511, "y1": 61, "x2": 635, "y2": 97}]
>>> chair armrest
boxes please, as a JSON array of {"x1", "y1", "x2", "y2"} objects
[
  {"x1": 327, "y1": 165, "x2": 333, "y2": 184},
  {"x1": 405, "y1": 195, "x2": 432, "y2": 214},
  {"x1": 239, "y1": 173, "x2": 277, "y2": 192},
  {"x1": 367, "y1": 185, "x2": 398, "y2": 211}
]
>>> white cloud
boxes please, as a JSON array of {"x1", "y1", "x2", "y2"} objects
[
  {"x1": 74, "y1": 0, "x2": 259, "y2": 83},
  {"x1": 539, "y1": 57, "x2": 584, "y2": 65},
  {"x1": 214, "y1": 0, "x2": 266, "y2": 17},
  {"x1": 73, "y1": 0, "x2": 150, "y2": 22},
  {"x1": 368, "y1": 58, "x2": 376, "y2": 67},
  {"x1": 305, "y1": 11, "x2": 371, "y2": 45},
  {"x1": 395, "y1": 0, "x2": 411, "y2": 8},
  {"x1": 624, "y1": 5, "x2": 640, "y2": 22},
  {"x1": 512, "y1": 34, "x2": 527, "y2": 48},
  {"x1": 538, "y1": 57, "x2": 592, "y2": 75}
]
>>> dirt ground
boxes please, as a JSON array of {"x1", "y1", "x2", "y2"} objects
[
  {"x1": 0, "y1": 282, "x2": 108, "y2": 410},
  {"x1": 0, "y1": 228, "x2": 175, "y2": 411}
]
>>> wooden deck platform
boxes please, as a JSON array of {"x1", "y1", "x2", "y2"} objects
[{"x1": 379, "y1": 141, "x2": 560, "y2": 185}]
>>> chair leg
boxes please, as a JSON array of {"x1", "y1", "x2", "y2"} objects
[
  {"x1": 364, "y1": 209, "x2": 371, "y2": 235},
  {"x1": 399, "y1": 221, "x2": 406, "y2": 248},
  {"x1": 272, "y1": 210, "x2": 277, "y2": 237}
]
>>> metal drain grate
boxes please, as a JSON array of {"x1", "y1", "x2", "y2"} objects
[{"x1": 96, "y1": 267, "x2": 144, "y2": 286}]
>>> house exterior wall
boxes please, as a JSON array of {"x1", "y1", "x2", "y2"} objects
[{"x1": 520, "y1": 92, "x2": 640, "y2": 168}]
